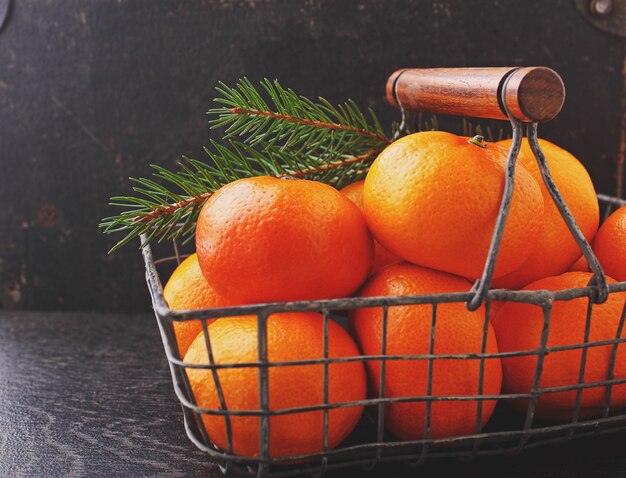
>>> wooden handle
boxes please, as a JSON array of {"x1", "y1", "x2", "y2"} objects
[{"x1": 386, "y1": 67, "x2": 565, "y2": 122}]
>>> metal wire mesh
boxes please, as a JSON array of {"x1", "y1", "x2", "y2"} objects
[{"x1": 141, "y1": 192, "x2": 626, "y2": 477}]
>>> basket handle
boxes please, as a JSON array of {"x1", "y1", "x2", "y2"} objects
[{"x1": 386, "y1": 67, "x2": 565, "y2": 123}]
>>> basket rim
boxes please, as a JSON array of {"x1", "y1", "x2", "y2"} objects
[{"x1": 143, "y1": 237, "x2": 626, "y2": 320}]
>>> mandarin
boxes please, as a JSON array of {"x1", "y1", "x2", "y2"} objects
[
  {"x1": 493, "y1": 272, "x2": 626, "y2": 420},
  {"x1": 493, "y1": 139, "x2": 599, "y2": 289},
  {"x1": 196, "y1": 176, "x2": 373, "y2": 304},
  {"x1": 569, "y1": 255, "x2": 589, "y2": 272},
  {"x1": 184, "y1": 312, "x2": 366, "y2": 458},
  {"x1": 163, "y1": 253, "x2": 234, "y2": 356},
  {"x1": 350, "y1": 263, "x2": 502, "y2": 440},
  {"x1": 340, "y1": 180, "x2": 401, "y2": 273},
  {"x1": 363, "y1": 131, "x2": 543, "y2": 280},
  {"x1": 593, "y1": 206, "x2": 626, "y2": 282}
]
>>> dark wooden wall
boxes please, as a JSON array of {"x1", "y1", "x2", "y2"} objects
[{"x1": 0, "y1": 0, "x2": 623, "y2": 312}]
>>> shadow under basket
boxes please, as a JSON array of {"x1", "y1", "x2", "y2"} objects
[{"x1": 140, "y1": 194, "x2": 626, "y2": 478}]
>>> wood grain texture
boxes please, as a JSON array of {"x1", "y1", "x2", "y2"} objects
[
  {"x1": 505, "y1": 67, "x2": 566, "y2": 122},
  {"x1": 2, "y1": 311, "x2": 626, "y2": 477},
  {"x1": 0, "y1": 311, "x2": 223, "y2": 478},
  {"x1": 387, "y1": 67, "x2": 517, "y2": 120},
  {"x1": 386, "y1": 67, "x2": 564, "y2": 122}
]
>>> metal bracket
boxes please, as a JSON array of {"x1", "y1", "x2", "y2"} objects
[{"x1": 574, "y1": 0, "x2": 626, "y2": 38}]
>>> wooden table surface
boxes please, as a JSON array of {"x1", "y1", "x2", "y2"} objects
[{"x1": 2, "y1": 310, "x2": 626, "y2": 478}]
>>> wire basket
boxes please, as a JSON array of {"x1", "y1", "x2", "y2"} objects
[{"x1": 141, "y1": 67, "x2": 626, "y2": 477}]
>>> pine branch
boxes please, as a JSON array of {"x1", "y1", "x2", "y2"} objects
[
  {"x1": 288, "y1": 149, "x2": 378, "y2": 178},
  {"x1": 227, "y1": 108, "x2": 390, "y2": 145},
  {"x1": 101, "y1": 78, "x2": 395, "y2": 251},
  {"x1": 101, "y1": 79, "x2": 393, "y2": 252},
  {"x1": 100, "y1": 141, "x2": 381, "y2": 252},
  {"x1": 208, "y1": 78, "x2": 392, "y2": 152}
]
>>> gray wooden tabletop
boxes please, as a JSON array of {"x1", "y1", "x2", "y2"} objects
[{"x1": 1, "y1": 310, "x2": 626, "y2": 478}]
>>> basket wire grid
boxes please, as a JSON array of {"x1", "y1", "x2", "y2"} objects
[
  {"x1": 143, "y1": 220, "x2": 626, "y2": 477},
  {"x1": 140, "y1": 69, "x2": 626, "y2": 477}
]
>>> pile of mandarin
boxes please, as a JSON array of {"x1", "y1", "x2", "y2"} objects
[{"x1": 162, "y1": 131, "x2": 626, "y2": 459}]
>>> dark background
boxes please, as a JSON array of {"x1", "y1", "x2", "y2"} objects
[{"x1": 0, "y1": 0, "x2": 624, "y2": 312}]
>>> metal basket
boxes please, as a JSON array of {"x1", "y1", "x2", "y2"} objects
[
  {"x1": 140, "y1": 67, "x2": 626, "y2": 477},
  {"x1": 142, "y1": 209, "x2": 626, "y2": 477}
]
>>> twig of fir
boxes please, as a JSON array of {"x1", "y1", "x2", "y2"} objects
[{"x1": 100, "y1": 79, "x2": 394, "y2": 252}]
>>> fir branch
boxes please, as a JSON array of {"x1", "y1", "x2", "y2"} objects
[
  {"x1": 208, "y1": 78, "x2": 392, "y2": 151},
  {"x1": 100, "y1": 141, "x2": 381, "y2": 252},
  {"x1": 227, "y1": 107, "x2": 390, "y2": 145},
  {"x1": 125, "y1": 148, "x2": 377, "y2": 225},
  {"x1": 288, "y1": 149, "x2": 378, "y2": 178},
  {"x1": 130, "y1": 191, "x2": 213, "y2": 224},
  {"x1": 101, "y1": 78, "x2": 392, "y2": 252}
]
